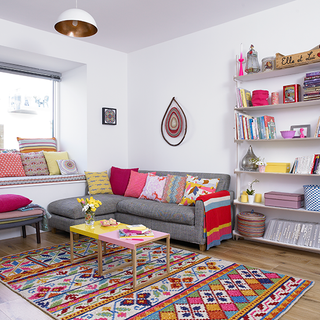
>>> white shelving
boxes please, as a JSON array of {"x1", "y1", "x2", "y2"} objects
[{"x1": 234, "y1": 62, "x2": 320, "y2": 253}]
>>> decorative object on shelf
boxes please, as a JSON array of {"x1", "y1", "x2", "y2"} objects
[
  {"x1": 283, "y1": 84, "x2": 301, "y2": 103},
  {"x1": 246, "y1": 179, "x2": 259, "y2": 198},
  {"x1": 250, "y1": 157, "x2": 266, "y2": 172},
  {"x1": 252, "y1": 90, "x2": 269, "y2": 106},
  {"x1": 245, "y1": 44, "x2": 260, "y2": 74},
  {"x1": 303, "y1": 71, "x2": 320, "y2": 101},
  {"x1": 77, "y1": 197, "x2": 102, "y2": 226},
  {"x1": 276, "y1": 45, "x2": 320, "y2": 69},
  {"x1": 161, "y1": 97, "x2": 187, "y2": 147},
  {"x1": 255, "y1": 193, "x2": 262, "y2": 203},
  {"x1": 241, "y1": 145, "x2": 259, "y2": 171},
  {"x1": 271, "y1": 92, "x2": 279, "y2": 105},
  {"x1": 314, "y1": 116, "x2": 320, "y2": 137},
  {"x1": 265, "y1": 191, "x2": 304, "y2": 209},
  {"x1": 237, "y1": 210, "x2": 266, "y2": 237},
  {"x1": 290, "y1": 124, "x2": 311, "y2": 138},
  {"x1": 238, "y1": 43, "x2": 244, "y2": 76},
  {"x1": 280, "y1": 130, "x2": 295, "y2": 139},
  {"x1": 240, "y1": 193, "x2": 248, "y2": 203},
  {"x1": 265, "y1": 162, "x2": 290, "y2": 173},
  {"x1": 261, "y1": 56, "x2": 276, "y2": 72},
  {"x1": 54, "y1": 0, "x2": 98, "y2": 38},
  {"x1": 303, "y1": 185, "x2": 320, "y2": 211},
  {"x1": 102, "y1": 107, "x2": 117, "y2": 125}
]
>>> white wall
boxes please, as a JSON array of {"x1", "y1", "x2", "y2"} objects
[{"x1": 127, "y1": 0, "x2": 320, "y2": 194}]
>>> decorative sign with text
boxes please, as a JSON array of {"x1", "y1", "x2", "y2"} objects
[{"x1": 276, "y1": 46, "x2": 320, "y2": 69}]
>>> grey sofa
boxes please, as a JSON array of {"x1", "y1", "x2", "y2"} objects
[{"x1": 47, "y1": 170, "x2": 233, "y2": 250}]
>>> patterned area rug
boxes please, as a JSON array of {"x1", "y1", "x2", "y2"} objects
[{"x1": 0, "y1": 238, "x2": 314, "y2": 320}]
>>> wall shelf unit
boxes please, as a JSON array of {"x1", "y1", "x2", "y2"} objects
[{"x1": 234, "y1": 61, "x2": 320, "y2": 253}]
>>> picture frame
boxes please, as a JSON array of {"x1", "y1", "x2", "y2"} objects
[
  {"x1": 290, "y1": 124, "x2": 311, "y2": 138},
  {"x1": 102, "y1": 107, "x2": 117, "y2": 125}
]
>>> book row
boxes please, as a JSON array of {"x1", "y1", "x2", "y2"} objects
[
  {"x1": 264, "y1": 219, "x2": 320, "y2": 248},
  {"x1": 235, "y1": 112, "x2": 276, "y2": 140},
  {"x1": 235, "y1": 87, "x2": 252, "y2": 108},
  {"x1": 290, "y1": 154, "x2": 320, "y2": 174}
]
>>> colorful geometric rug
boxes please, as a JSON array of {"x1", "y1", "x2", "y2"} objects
[{"x1": 0, "y1": 238, "x2": 314, "y2": 320}]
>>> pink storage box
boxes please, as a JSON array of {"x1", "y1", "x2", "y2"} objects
[{"x1": 264, "y1": 191, "x2": 304, "y2": 209}]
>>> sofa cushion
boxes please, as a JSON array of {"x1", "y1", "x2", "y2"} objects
[
  {"x1": 139, "y1": 174, "x2": 167, "y2": 202},
  {"x1": 110, "y1": 166, "x2": 139, "y2": 195},
  {"x1": 124, "y1": 171, "x2": 154, "y2": 198},
  {"x1": 0, "y1": 153, "x2": 26, "y2": 178},
  {"x1": 117, "y1": 198, "x2": 195, "y2": 226},
  {"x1": 20, "y1": 151, "x2": 50, "y2": 176},
  {"x1": 57, "y1": 159, "x2": 79, "y2": 175},
  {"x1": 162, "y1": 174, "x2": 187, "y2": 204},
  {"x1": 85, "y1": 171, "x2": 113, "y2": 195},
  {"x1": 47, "y1": 194, "x2": 124, "y2": 219},
  {"x1": 17, "y1": 137, "x2": 57, "y2": 153},
  {"x1": 43, "y1": 151, "x2": 69, "y2": 175}
]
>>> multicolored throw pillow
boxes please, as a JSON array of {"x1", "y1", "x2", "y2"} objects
[
  {"x1": 85, "y1": 171, "x2": 113, "y2": 195},
  {"x1": 162, "y1": 174, "x2": 187, "y2": 204},
  {"x1": 124, "y1": 171, "x2": 155, "y2": 198},
  {"x1": 20, "y1": 151, "x2": 50, "y2": 176},
  {"x1": 179, "y1": 175, "x2": 220, "y2": 206},
  {"x1": 56, "y1": 159, "x2": 79, "y2": 175},
  {"x1": 17, "y1": 137, "x2": 57, "y2": 153},
  {"x1": 109, "y1": 166, "x2": 139, "y2": 195},
  {"x1": 139, "y1": 173, "x2": 167, "y2": 202},
  {"x1": 0, "y1": 153, "x2": 26, "y2": 177},
  {"x1": 43, "y1": 151, "x2": 69, "y2": 175}
]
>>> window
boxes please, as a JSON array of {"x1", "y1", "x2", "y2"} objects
[{"x1": 0, "y1": 62, "x2": 61, "y2": 150}]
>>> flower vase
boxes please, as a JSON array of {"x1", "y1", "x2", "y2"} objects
[
  {"x1": 259, "y1": 165, "x2": 266, "y2": 173},
  {"x1": 248, "y1": 195, "x2": 255, "y2": 204},
  {"x1": 85, "y1": 212, "x2": 95, "y2": 227},
  {"x1": 241, "y1": 145, "x2": 258, "y2": 171}
]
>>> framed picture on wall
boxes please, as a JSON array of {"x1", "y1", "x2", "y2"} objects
[
  {"x1": 290, "y1": 124, "x2": 310, "y2": 138},
  {"x1": 102, "y1": 107, "x2": 117, "y2": 125}
]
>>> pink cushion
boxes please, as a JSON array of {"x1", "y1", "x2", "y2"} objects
[
  {"x1": 109, "y1": 166, "x2": 139, "y2": 195},
  {"x1": 0, "y1": 153, "x2": 26, "y2": 177},
  {"x1": 0, "y1": 194, "x2": 32, "y2": 213},
  {"x1": 124, "y1": 171, "x2": 156, "y2": 198}
]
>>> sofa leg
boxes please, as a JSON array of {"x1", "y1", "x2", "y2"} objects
[
  {"x1": 51, "y1": 227, "x2": 57, "y2": 234},
  {"x1": 199, "y1": 244, "x2": 206, "y2": 252},
  {"x1": 35, "y1": 222, "x2": 41, "y2": 244}
]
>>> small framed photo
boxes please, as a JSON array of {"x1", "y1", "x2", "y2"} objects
[
  {"x1": 290, "y1": 124, "x2": 311, "y2": 138},
  {"x1": 102, "y1": 107, "x2": 117, "y2": 125}
]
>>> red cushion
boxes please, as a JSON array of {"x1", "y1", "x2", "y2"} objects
[
  {"x1": 109, "y1": 166, "x2": 139, "y2": 195},
  {"x1": 124, "y1": 171, "x2": 156, "y2": 198},
  {"x1": 0, "y1": 194, "x2": 32, "y2": 213},
  {"x1": 0, "y1": 153, "x2": 26, "y2": 177}
]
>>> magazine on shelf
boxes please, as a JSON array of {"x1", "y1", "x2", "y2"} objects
[{"x1": 119, "y1": 228, "x2": 154, "y2": 238}]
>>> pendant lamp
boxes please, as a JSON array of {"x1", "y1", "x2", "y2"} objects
[{"x1": 54, "y1": 0, "x2": 98, "y2": 37}]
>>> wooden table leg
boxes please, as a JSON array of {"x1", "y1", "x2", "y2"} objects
[
  {"x1": 103, "y1": 242, "x2": 106, "y2": 255},
  {"x1": 132, "y1": 249, "x2": 137, "y2": 289},
  {"x1": 98, "y1": 240, "x2": 103, "y2": 276},
  {"x1": 166, "y1": 235, "x2": 170, "y2": 275},
  {"x1": 70, "y1": 231, "x2": 74, "y2": 263}
]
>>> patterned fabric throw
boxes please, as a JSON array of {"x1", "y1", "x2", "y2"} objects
[
  {"x1": 0, "y1": 239, "x2": 313, "y2": 320},
  {"x1": 198, "y1": 190, "x2": 232, "y2": 249}
]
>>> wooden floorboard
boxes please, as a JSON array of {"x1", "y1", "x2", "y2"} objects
[{"x1": 0, "y1": 232, "x2": 318, "y2": 320}]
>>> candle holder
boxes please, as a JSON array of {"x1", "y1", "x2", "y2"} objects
[{"x1": 238, "y1": 57, "x2": 244, "y2": 76}]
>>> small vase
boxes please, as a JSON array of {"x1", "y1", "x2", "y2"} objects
[
  {"x1": 259, "y1": 165, "x2": 266, "y2": 173},
  {"x1": 241, "y1": 145, "x2": 258, "y2": 171},
  {"x1": 85, "y1": 211, "x2": 95, "y2": 227},
  {"x1": 248, "y1": 195, "x2": 255, "y2": 203}
]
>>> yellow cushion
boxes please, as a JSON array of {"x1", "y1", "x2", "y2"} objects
[
  {"x1": 85, "y1": 171, "x2": 113, "y2": 195},
  {"x1": 43, "y1": 151, "x2": 69, "y2": 175}
]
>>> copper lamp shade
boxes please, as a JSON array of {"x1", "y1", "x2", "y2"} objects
[{"x1": 54, "y1": 8, "x2": 98, "y2": 37}]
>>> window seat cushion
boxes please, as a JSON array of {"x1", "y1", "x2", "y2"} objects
[
  {"x1": 0, "y1": 174, "x2": 86, "y2": 187},
  {"x1": 0, "y1": 208, "x2": 44, "y2": 224}
]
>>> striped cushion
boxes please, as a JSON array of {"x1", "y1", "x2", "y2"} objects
[{"x1": 17, "y1": 137, "x2": 57, "y2": 153}]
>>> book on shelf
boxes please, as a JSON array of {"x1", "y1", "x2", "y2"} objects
[
  {"x1": 119, "y1": 228, "x2": 154, "y2": 238},
  {"x1": 314, "y1": 116, "x2": 320, "y2": 137},
  {"x1": 127, "y1": 224, "x2": 148, "y2": 231},
  {"x1": 234, "y1": 112, "x2": 277, "y2": 140},
  {"x1": 235, "y1": 88, "x2": 252, "y2": 108},
  {"x1": 290, "y1": 154, "x2": 320, "y2": 174}
]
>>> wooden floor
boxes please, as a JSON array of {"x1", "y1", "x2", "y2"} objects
[{"x1": 0, "y1": 231, "x2": 319, "y2": 320}]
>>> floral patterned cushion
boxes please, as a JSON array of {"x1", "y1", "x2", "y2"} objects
[
  {"x1": 20, "y1": 151, "x2": 50, "y2": 176},
  {"x1": 139, "y1": 173, "x2": 167, "y2": 202},
  {"x1": 162, "y1": 174, "x2": 187, "y2": 204},
  {"x1": 179, "y1": 175, "x2": 220, "y2": 206}
]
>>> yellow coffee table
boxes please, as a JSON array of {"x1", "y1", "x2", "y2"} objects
[{"x1": 69, "y1": 221, "x2": 128, "y2": 263}]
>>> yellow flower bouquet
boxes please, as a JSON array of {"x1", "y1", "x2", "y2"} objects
[{"x1": 77, "y1": 197, "x2": 102, "y2": 226}]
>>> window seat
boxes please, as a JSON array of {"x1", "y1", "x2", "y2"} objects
[{"x1": 0, "y1": 174, "x2": 86, "y2": 188}]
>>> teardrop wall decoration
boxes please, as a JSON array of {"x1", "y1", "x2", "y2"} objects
[{"x1": 161, "y1": 97, "x2": 187, "y2": 146}]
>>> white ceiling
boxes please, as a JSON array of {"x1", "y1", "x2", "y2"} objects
[{"x1": 0, "y1": 0, "x2": 293, "y2": 53}]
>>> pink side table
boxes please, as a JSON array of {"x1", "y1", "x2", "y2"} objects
[{"x1": 98, "y1": 230, "x2": 170, "y2": 289}]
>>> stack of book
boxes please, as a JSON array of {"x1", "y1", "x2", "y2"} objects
[
  {"x1": 290, "y1": 154, "x2": 320, "y2": 174},
  {"x1": 235, "y1": 87, "x2": 252, "y2": 108},
  {"x1": 264, "y1": 219, "x2": 320, "y2": 248},
  {"x1": 235, "y1": 113, "x2": 276, "y2": 140},
  {"x1": 119, "y1": 224, "x2": 154, "y2": 239},
  {"x1": 303, "y1": 71, "x2": 320, "y2": 101}
]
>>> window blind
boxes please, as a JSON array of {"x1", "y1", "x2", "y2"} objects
[{"x1": 0, "y1": 62, "x2": 61, "y2": 81}]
